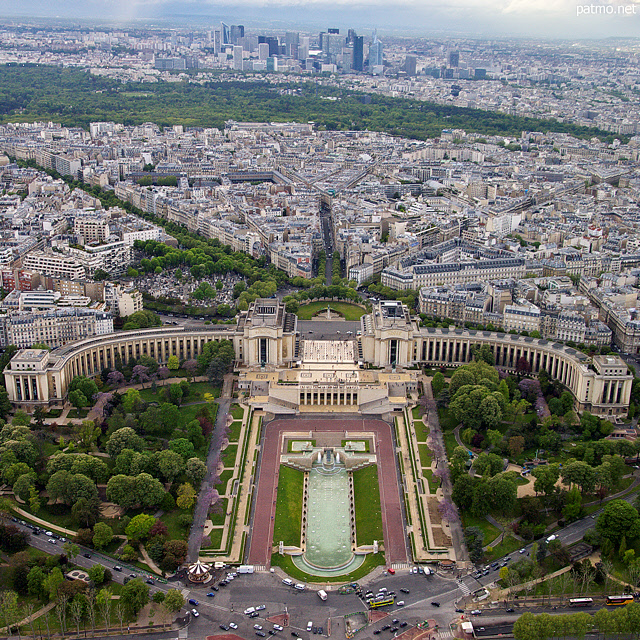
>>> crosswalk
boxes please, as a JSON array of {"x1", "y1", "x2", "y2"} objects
[
  {"x1": 391, "y1": 563, "x2": 411, "y2": 570},
  {"x1": 438, "y1": 630, "x2": 453, "y2": 639},
  {"x1": 457, "y1": 580, "x2": 471, "y2": 596},
  {"x1": 253, "y1": 565, "x2": 267, "y2": 572}
]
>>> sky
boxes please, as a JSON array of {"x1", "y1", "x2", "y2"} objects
[{"x1": 0, "y1": 0, "x2": 639, "y2": 38}]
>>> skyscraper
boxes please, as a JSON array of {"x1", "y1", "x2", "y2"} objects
[
  {"x1": 449, "y1": 50, "x2": 459, "y2": 67},
  {"x1": 233, "y1": 45, "x2": 243, "y2": 70},
  {"x1": 285, "y1": 32, "x2": 299, "y2": 57},
  {"x1": 258, "y1": 42, "x2": 269, "y2": 61},
  {"x1": 370, "y1": 32, "x2": 383, "y2": 69},
  {"x1": 353, "y1": 35, "x2": 364, "y2": 71},
  {"x1": 404, "y1": 54, "x2": 417, "y2": 76},
  {"x1": 221, "y1": 22, "x2": 230, "y2": 45},
  {"x1": 230, "y1": 25, "x2": 244, "y2": 45}
]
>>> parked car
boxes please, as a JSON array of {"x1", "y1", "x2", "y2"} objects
[
  {"x1": 188, "y1": 599, "x2": 199, "y2": 606},
  {"x1": 206, "y1": 593, "x2": 216, "y2": 598},
  {"x1": 191, "y1": 610, "x2": 199, "y2": 618}
]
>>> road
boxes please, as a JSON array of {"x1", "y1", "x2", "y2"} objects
[{"x1": 11, "y1": 508, "x2": 636, "y2": 640}]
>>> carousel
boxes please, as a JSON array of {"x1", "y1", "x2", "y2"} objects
[{"x1": 187, "y1": 559, "x2": 212, "y2": 583}]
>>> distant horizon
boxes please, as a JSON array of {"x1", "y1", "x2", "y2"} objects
[{"x1": 0, "y1": 0, "x2": 639, "y2": 39}]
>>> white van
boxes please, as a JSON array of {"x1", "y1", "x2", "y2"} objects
[
  {"x1": 294, "y1": 583, "x2": 306, "y2": 591},
  {"x1": 244, "y1": 607, "x2": 256, "y2": 616},
  {"x1": 282, "y1": 578, "x2": 293, "y2": 586},
  {"x1": 307, "y1": 622, "x2": 313, "y2": 632}
]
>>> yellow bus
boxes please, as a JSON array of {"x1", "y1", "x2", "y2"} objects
[
  {"x1": 606, "y1": 595, "x2": 634, "y2": 606},
  {"x1": 369, "y1": 597, "x2": 395, "y2": 609}
]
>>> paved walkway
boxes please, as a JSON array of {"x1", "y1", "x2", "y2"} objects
[
  {"x1": 421, "y1": 376, "x2": 470, "y2": 566},
  {"x1": 0, "y1": 601, "x2": 56, "y2": 633},
  {"x1": 396, "y1": 410, "x2": 448, "y2": 560},
  {"x1": 12, "y1": 506, "x2": 77, "y2": 536},
  {"x1": 187, "y1": 373, "x2": 234, "y2": 563},
  {"x1": 139, "y1": 543, "x2": 162, "y2": 575},
  {"x1": 202, "y1": 408, "x2": 262, "y2": 564},
  {"x1": 247, "y1": 417, "x2": 408, "y2": 567}
]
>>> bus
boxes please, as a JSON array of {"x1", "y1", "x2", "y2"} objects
[
  {"x1": 569, "y1": 598, "x2": 594, "y2": 607},
  {"x1": 369, "y1": 597, "x2": 395, "y2": 609},
  {"x1": 606, "y1": 595, "x2": 634, "y2": 606}
]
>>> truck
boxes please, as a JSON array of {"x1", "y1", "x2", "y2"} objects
[
  {"x1": 317, "y1": 590, "x2": 327, "y2": 601},
  {"x1": 238, "y1": 565, "x2": 255, "y2": 574}
]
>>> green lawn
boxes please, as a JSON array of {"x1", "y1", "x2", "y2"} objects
[
  {"x1": 228, "y1": 421, "x2": 242, "y2": 442},
  {"x1": 287, "y1": 439, "x2": 316, "y2": 452},
  {"x1": 216, "y1": 469, "x2": 233, "y2": 494},
  {"x1": 483, "y1": 535, "x2": 523, "y2": 562},
  {"x1": 461, "y1": 512, "x2": 501, "y2": 546},
  {"x1": 210, "y1": 498, "x2": 228, "y2": 526},
  {"x1": 412, "y1": 406, "x2": 422, "y2": 420},
  {"x1": 159, "y1": 509, "x2": 188, "y2": 541},
  {"x1": 423, "y1": 468, "x2": 439, "y2": 493},
  {"x1": 443, "y1": 430, "x2": 459, "y2": 459},
  {"x1": 353, "y1": 466, "x2": 383, "y2": 545},
  {"x1": 414, "y1": 420, "x2": 430, "y2": 441},
  {"x1": 273, "y1": 466, "x2": 305, "y2": 547},
  {"x1": 206, "y1": 528, "x2": 224, "y2": 550},
  {"x1": 270, "y1": 552, "x2": 385, "y2": 583},
  {"x1": 47, "y1": 408, "x2": 64, "y2": 418},
  {"x1": 418, "y1": 444, "x2": 432, "y2": 468},
  {"x1": 67, "y1": 408, "x2": 90, "y2": 419},
  {"x1": 341, "y1": 439, "x2": 369, "y2": 453},
  {"x1": 137, "y1": 381, "x2": 219, "y2": 404},
  {"x1": 296, "y1": 301, "x2": 366, "y2": 321},
  {"x1": 230, "y1": 405, "x2": 244, "y2": 420},
  {"x1": 221, "y1": 444, "x2": 238, "y2": 467}
]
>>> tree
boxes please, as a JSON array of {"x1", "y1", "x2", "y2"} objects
[
  {"x1": 43, "y1": 567, "x2": 64, "y2": 601},
  {"x1": 464, "y1": 526, "x2": 484, "y2": 563},
  {"x1": 92, "y1": 522, "x2": 114, "y2": 550},
  {"x1": 508, "y1": 436, "x2": 525, "y2": 458},
  {"x1": 452, "y1": 474, "x2": 476, "y2": 510},
  {"x1": 69, "y1": 376, "x2": 99, "y2": 403},
  {"x1": 68, "y1": 390, "x2": 88, "y2": 412},
  {"x1": 597, "y1": 500, "x2": 640, "y2": 546},
  {"x1": 157, "y1": 450, "x2": 185, "y2": 484},
  {"x1": 168, "y1": 383, "x2": 183, "y2": 406},
  {"x1": 170, "y1": 438, "x2": 195, "y2": 460},
  {"x1": 125, "y1": 513, "x2": 156, "y2": 543},
  {"x1": 176, "y1": 482, "x2": 197, "y2": 510},
  {"x1": 97, "y1": 588, "x2": 113, "y2": 634},
  {"x1": 562, "y1": 460, "x2": 597, "y2": 494},
  {"x1": 106, "y1": 427, "x2": 144, "y2": 458},
  {"x1": 162, "y1": 588, "x2": 185, "y2": 614},
  {"x1": 88, "y1": 564, "x2": 106, "y2": 586},
  {"x1": 431, "y1": 372, "x2": 445, "y2": 396},
  {"x1": 63, "y1": 542, "x2": 80, "y2": 561},
  {"x1": 532, "y1": 464, "x2": 560, "y2": 499},
  {"x1": 122, "y1": 388, "x2": 144, "y2": 414},
  {"x1": 75, "y1": 420, "x2": 101, "y2": 453},
  {"x1": 472, "y1": 452, "x2": 504, "y2": 478},
  {"x1": 485, "y1": 429, "x2": 503, "y2": 449},
  {"x1": 120, "y1": 578, "x2": 149, "y2": 616},
  {"x1": 186, "y1": 457, "x2": 207, "y2": 486},
  {"x1": 27, "y1": 566, "x2": 46, "y2": 600},
  {"x1": 167, "y1": 355, "x2": 179, "y2": 370}
]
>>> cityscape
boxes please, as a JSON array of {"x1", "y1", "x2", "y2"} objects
[{"x1": 0, "y1": 8, "x2": 639, "y2": 640}]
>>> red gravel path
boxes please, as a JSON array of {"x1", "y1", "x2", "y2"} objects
[{"x1": 247, "y1": 418, "x2": 408, "y2": 567}]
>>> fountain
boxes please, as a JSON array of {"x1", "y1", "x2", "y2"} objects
[{"x1": 292, "y1": 447, "x2": 364, "y2": 577}]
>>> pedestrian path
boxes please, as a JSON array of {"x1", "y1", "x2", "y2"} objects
[
  {"x1": 438, "y1": 630, "x2": 453, "y2": 639},
  {"x1": 391, "y1": 563, "x2": 411, "y2": 570},
  {"x1": 457, "y1": 580, "x2": 471, "y2": 596}
]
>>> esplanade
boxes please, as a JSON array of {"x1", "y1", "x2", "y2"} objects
[{"x1": 3, "y1": 298, "x2": 632, "y2": 418}]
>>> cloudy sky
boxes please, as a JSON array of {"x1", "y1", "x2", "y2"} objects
[{"x1": 1, "y1": 0, "x2": 639, "y2": 38}]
